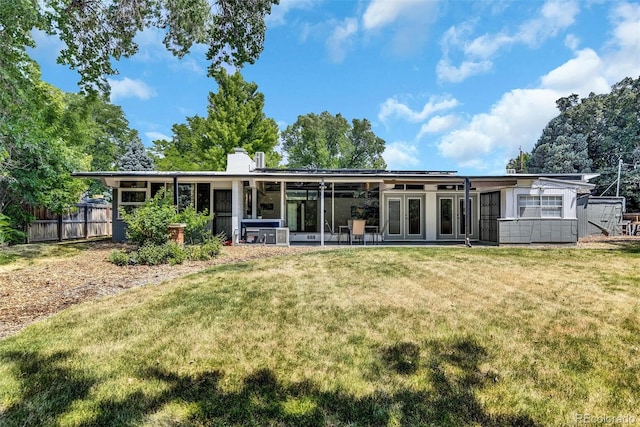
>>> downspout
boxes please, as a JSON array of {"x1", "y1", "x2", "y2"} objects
[{"x1": 465, "y1": 177, "x2": 471, "y2": 247}]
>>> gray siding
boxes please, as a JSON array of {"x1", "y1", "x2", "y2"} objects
[
  {"x1": 498, "y1": 219, "x2": 578, "y2": 244},
  {"x1": 577, "y1": 196, "x2": 624, "y2": 237},
  {"x1": 112, "y1": 189, "x2": 127, "y2": 242}
]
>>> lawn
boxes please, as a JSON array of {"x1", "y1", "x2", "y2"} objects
[{"x1": 1, "y1": 245, "x2": 639, "y2": 426}]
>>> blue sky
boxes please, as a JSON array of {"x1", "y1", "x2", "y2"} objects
[{"x1": 30, "y1": 0, "x2": 640, "y2": 175}]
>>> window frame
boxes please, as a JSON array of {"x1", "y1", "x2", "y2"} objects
[
  {"x1": 118, "y1": 182, "x2": 149, "y2": 218},
  {"x1": 518, "y1": 194, "x2": 563, "y2": 218}
]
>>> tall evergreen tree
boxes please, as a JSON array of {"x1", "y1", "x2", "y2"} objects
[
  {"x1": 527, "y1": 76, "x2": 640, "y2": 209},
  {"x1": 118, "y1": 139, "x2": 155, "y2": 171}
]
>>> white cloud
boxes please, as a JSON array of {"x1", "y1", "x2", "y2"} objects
[
  {"x1": 437, "y1": 89, "x2": 560, "y2": 165},
  {"x1": 417, "y1": 115, "x2": 460, "y2": 138},
  {"x1": 540, "y1": 48, "x2": 609, "y2": 94},
  {"x1": 362, "y1": 0, "x2": 431, "y2": 30},
  {"x1": 326, "y1": 18, "x2": 358, "y2": 63},
  {"x1": 362, "y1": 0, "x2": 439, "y2": 56},
  {"x1": 564, "y1": 34, "x2": 580, "y2": 50},
  {"x1": 267, "y1": 0, "x2": 318, "y2": 26},
  {"x1": 145, "y1": 131, "x2": 171, "y2": 142},
  {"x1": 516, "y1": 0, "x2": 579, "y2": 47},
  {"x1": 435, "y1": 5, "x2": 638, "y2": 173},
  {"x1": 383, "y1": 141, "x2": 421, "y2": 169},
  {"x1": 603, "y1": 2, "x2": 640, "y2": 82},
  {"x1": 464, "y1": 33, "x2": 512, "y2": 59},
  {"x1": 108, "y1": 77, "x2": 156, "y2": 102},
  {"x1": 378, "y1": 96, "x2": 459, "y2": 124},
  {"x1": 438, "y1": 0, "x2": 580, "y2": 83},
  {"x1": 436, "y1": 59, "x2": 493, "y2": 83}
]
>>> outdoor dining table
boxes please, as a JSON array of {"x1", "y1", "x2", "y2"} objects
[{"x1": 338, "y1": 224, "x2": 379, "y2": 244}]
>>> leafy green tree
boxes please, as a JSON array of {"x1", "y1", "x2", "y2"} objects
[
  {"x1": 118, "y1": 139, "x2": 155, "y2": 171},
  {"x1": 153, "y1": 69, "x2": 280, "y2": 170},
  {"x1": 1, "y1": 77, "x2": 90, "y2": 219},
  {"x1": 281, "y1": 112, "x2": 387, "y2": 169},
  {"x1": 17, "y1": 0, "x2": 278, "y2": 92}
]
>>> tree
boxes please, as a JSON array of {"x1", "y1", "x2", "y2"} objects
[
  {"x1": 0, "y1": 80, "x2": 91, "y2": 221},
  {"x1": 528, "y1": 116, "x2": 592, "y2": 173},
  {"x1": 22, "y1": 0, "x2": 278, "y2": 92},
  {"x1": 118, "y1": 139, "x2": 155, "y2": 171},
  {"x1": 526, "y1": 76, "x2": 640, "y2": 209},
  {"x1": 281, "y1": 112, "x2": 387, "y2": 169},
  {"x1": 153, "y1": 69, "x2": 280, "y2": 170}
]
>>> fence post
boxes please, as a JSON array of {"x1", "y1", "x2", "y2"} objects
[
  {"x1": 57, "y1": 214, "x2": 63, "y2": 242},
  {"x1": 84, "y1": 204, "x2": 89, "y2": 239}
]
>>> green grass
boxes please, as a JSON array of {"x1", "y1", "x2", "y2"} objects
[
  {"x1": 0, "y1": 242, "x2": 88, "y2": 267},
  {"x1": 1, "y1": 246, "x2": 639, "y2": 426}
]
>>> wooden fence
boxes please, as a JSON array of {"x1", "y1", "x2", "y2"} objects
[{"x1": 28, "y1": 204, "x2": 112, "y2": 243}]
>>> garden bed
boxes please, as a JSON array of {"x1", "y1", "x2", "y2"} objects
[{"x1": 0, "y1": 241, "x2": 327, "y2": 339}]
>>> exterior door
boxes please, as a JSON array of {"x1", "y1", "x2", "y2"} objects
[
  {"x1": 480, "y1": 192, "x2": 500, "y2": 242},
  {"x1": 385, "y1": 195, "x2": 424, "y2": 240},
  {"x1": 213, "y1": 190, "x2": 232, "y2": 238},
  {"x1": 437, "y1": 195, "x2": 478, "y2": 240}
]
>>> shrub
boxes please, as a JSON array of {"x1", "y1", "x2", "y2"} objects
[
  {"x1": 120, "y1": 190, "x2": 176, "y2": 247},
  {"x1": 108, "y1": 249, "x2": 130, "y2": 266},
  {"x1": 134, "y1": 242, "x2": 185, "y2": 266},
  {"x1": 185, "y1": 234, "x2": 223, "y2": 261},
  {"x1": 174, "y1": 205, "x2": 213, "y2": 244},
  {"x1": 0, "y1": 212, "x2": 27, "y2": 245}
]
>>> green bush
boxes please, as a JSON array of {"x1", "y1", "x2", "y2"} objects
[
  {"x1": 0, "y1": 212, "x2": 27, "y2": 245},
  {"x1": 134, "y1": 242, "x2": 185, "y2": 266},
  {"x1": 185, "y1": 235, "x2": 223, "y2": 261},
  {"x1": 120, "y1": 190, "x2": 214, "y2": 247},
  {"x1": 120, "y1": 190, "x2": 176, "y2": 247},
  {"x1": 108, "y1": 249, "x2": 130, "y2": 266},
  {"x1": 175, "y1": 206, "x2": 213, "y2": 244}
]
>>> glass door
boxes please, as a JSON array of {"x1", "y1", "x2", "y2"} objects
[
  {"x1": 437, "y1": 195, "x2": 477, "y2": 240},
  {"x1": 385, "y1": 195, "x2": 424, "y2": 240},
  {"x1": 438, "y1": 197, "x2": 454, "y2": 238}
]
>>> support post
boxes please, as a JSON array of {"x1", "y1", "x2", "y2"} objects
[
  {"x1": 464, "y1": 177, "x2": 471, "y2": 247},
  {"x1": 320, "y1": 179, "x2": 326, "y2": 246},
  {"x1": 616, "y1": 158, "x2": 623, "y2": 197},
  {"x1": 173, "y1": 176, "x2": 179, "y2": 210}
]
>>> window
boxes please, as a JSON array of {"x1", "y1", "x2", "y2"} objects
[
  {"x1": 518, "y1": 195, "x2": 562, "y2": 218},
  {"x1": 119, "y1": 181, "x2": 148, "y2": 217}
]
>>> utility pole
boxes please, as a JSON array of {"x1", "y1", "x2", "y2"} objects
[
  {"x1": 616, "y1": 158, "x2": 623, "y2": 197},
  {"x1": 519, "y1": 146, "x2": 523, "y2": 173}
]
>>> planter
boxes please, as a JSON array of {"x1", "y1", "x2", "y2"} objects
[{"x1": 167, "y1": 223, "x2": 187, "y2": 246}]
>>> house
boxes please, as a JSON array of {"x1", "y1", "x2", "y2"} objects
[{"x1": 73, "y1": 148, "x2": 599, "y2": 245}]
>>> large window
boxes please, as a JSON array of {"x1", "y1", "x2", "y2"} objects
[
  {"x1": 119, "y1": 181, "x2": 148, "y2": 216},
  {"x1": 518, "y1": 195, "x2": 563, "y2": 218}
]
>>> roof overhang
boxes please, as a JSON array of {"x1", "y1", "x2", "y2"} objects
[{"x1": 72, "y1": 170, "x2": 599, "y2": 189}]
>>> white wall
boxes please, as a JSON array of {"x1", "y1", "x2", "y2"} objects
[{"x1": 504, "y1": 180, "x2": 577, "y2": 219}]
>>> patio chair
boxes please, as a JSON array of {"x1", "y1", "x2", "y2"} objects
[
  {"x1": 351, "y1": 219, "x2": 366, "y2": 245},
  {"x1": 373, "y1": 220, "x2": 389, "y2": 244},
  {"x1": 324, "y1": 220, "x2": 339, "y2": 243}
]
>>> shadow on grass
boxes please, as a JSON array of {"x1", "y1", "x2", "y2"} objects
[
  {"x1": 1, "y1": 338, "x2": 539, "y2": 426},
  {"x1": 0, "y1": 350, "x2": 96, "y2": 426},
  {"x1": 605, "y1": 240, "x2": 640, "y2": 254}
]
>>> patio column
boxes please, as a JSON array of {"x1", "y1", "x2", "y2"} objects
[
  {"x1": 173, "y1": 175, "x2": 178, "y2": 208},
  {"x1": 464, "y1": 177, "x2": 471, "y2": 247},
  {"x1": 320, "y1": 179, "x2": 326, "y2": 246}
]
